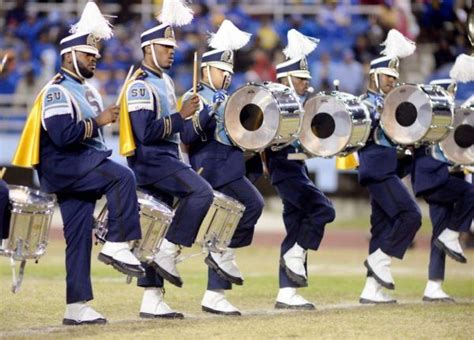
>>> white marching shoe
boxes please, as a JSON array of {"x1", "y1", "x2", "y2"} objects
[
  {"x1": 63, "y1": 302, "x2": 107, "y2": 326},
  {"x1": 435, "y1": 229, "x2": 467, "y2": 263},
  {"x1": 151, "y1": 238, "x2": 183, "y2": 287},
  {"x1": 359, "y1": 276, "x2": 397, "y2": 304},
  {"x1": 281, "y1": 243, "x2": 308, "y2": 287},
  {"x1": 423, "y1": 280, "x2": 455, "y2": 303},
  {"x1": 275, "y1": 287, "x2": 315, "y2": 310},
  {"x1": 139, "y1": 288, "x2": 184, "y2": 319},
  {"x1": 98, "y1": 241, "x2": 145, "y2": 278},
  {"x1": 201, "y1": 290, "x2": 241, "y2": 316},
  {"x1": 205, "y1": 248, "x2": 244, "y2": 285},
  {"x1": 364, "y1": 248, "x2": 395, "y2": 290}
]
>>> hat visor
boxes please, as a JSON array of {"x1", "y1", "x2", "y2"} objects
[
  {"x1": 289, "y1": 70, "x2": 312, "y2": 79},
  {"x1": 371, "y1": 67, "x2": 399, "y2": 79},
  {"x1": 73, "y1": 46, "x2": 101, "y2": 58},
  {"x1": 151, "y1": 38, "x2": 178, "y2": 48},
  {"x1": 202, "y1": 61, "x2": 234, "y2": 74}
]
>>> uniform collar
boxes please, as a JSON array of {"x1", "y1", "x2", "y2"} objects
[
  {"x1": 141, "y1": 63, "x2": 162, "y2": 79},
  {"x1": 61, "y1": 68, "x2": 84, "y2": 84}
]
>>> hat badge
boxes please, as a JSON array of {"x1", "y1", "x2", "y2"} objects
[
  {"x1": 86, "y1": 34, "x2": 98, "y2": 48},
  {"x1": 221, "y1": 50, "x2": 234, "y2": 64},
  {"x1": 299, "y1": 58, "x2": 308, "y2": 71}
]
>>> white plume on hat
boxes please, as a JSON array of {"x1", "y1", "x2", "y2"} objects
[
  {"x1": 157, "y1": 0, "x2": 194, "y2": 27},
  {"x1": 208, "y1": 19, "x2": 252, "y2": 50},
  {"x1": 283, "y1": 29, "x2": 319, "y2": 60},
  {"x1": 449, "y1": 53, "x2": 474, "y2": 83},
  {"x1": 380, "y1": 29, "x2": 416, "y2": 59},
  {"x1": 69, "y1": 1, "x2": 113, "y2": 40}
]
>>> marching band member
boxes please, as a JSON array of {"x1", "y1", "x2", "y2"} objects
[
  {"x1": 268, "y1": 30, "x2": 335, "y2": 310},
  {"x1": 358, "y1": 30, "x2": 422, "y2": 304},
  {"x1": 412, "y1": 55, "x2": 474, "y2": 302},
  {"x1": 120, "y1": 0, "x2": 213, "y2": 319},
  {"x1": 12, "y1": 2, "x2": 144, "y2": 325},
  {"x1": 180, "y1": 20, "x2": 264, "y2": 316},
  {"x1": 0, "y1": 178, "x2": 10, "y2": 243}
]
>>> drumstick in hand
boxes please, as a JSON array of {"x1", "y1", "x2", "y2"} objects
[
  {"x1": 193, "y1": 52, "x2": 198, "y2": 95},
  {"x1": 0, "y1": 167, "x2": 6, "y2": 179}
]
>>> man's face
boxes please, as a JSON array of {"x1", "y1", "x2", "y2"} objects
[
  {"x1": 152, "y1": 44, "x2": 175, "y2": 69},
  {"x1": 206, "y1": 66, "x2": 232, "y2": 90},
  {"x1": 75, "y1": 51, "x2": 97, "y2": 79},
  {"x1": 378, "y1": 73, "x2": 397, "y2": 95},
  {"x1": 290, "y1": 75, "x2": 310, "y2": 96}
]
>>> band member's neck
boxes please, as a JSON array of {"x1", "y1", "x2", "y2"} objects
[
  {"x1": 61, "y1": 67, "x2": 84, "y2": 84},
  {"x1": 142, "y1": 61, "x2": 163, "y2": 77}
]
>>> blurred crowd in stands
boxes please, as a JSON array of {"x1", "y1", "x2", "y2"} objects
[{"x1": 0, "y1": 0, "x2": 472, "y2": 110}]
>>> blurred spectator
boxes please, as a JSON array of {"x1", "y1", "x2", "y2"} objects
[
  {"x1": 0, "y1": 52, "x2": 22, "y2": 95},
  {"x1": 246, "y1": 49, "x2": 276, "y2": 82},
  {"x1": 331, "y1": 49, "x2": 364, "y2": 94},
  {"x1": 257, "y1": 16, "x2": 280, "y2": 51},
  {"x1": 434, "y1": 38, "x2": 456, "y2": 70}
]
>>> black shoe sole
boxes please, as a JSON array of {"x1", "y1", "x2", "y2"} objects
[
  {"x1": 363, "y1": 260, "x2": 395, "y2": 290},
  {"x1": 359, "y1": 298, "x2": 397, "y2": 304},
  {"x1": 434, "y1": 239, "x2": 467, "y2": 264},
  {"x1": 98, "y1": 253, "x2": 145, "y2": 278},
  {"x1": 62, "y1": 318, "x2": 107, "y2": 326},
  {"x1": 280, "y1": 258, "x2": 308, "y2": 287},
  {"x1": 201, "y1": 305, "x2": 241, "y2": 316},
  {"x1": 422, "y1": 296, "x2": 456, "y2": 303},
  {"x1": 139, "y1": 312, "x2": 184, "y2": 319},
  {"x1": 150, "y1": 261, "x2": 183, "y2": 288},
  {"x1": 205, "y1": 255, "x2": 244, "y2": 286},
  {"x1": 274, "y1": 301, "x2": 315, "y2": 310}
]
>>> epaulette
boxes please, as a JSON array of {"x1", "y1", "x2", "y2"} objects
[
  {"x1": 196, "y1": 83, "x2": 204, "y2": 92},
  {"x1": 135, "y1": 68, "x2": 147, "y2": 80},
  {"x1": 52, "y1": 73, "x2": 65, "y2": 84}
]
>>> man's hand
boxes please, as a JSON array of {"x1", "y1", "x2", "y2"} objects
[
  {"x1": 95, "y1": 105, "x2": 119, "y2": 126},
  {"x1": 212, "y1": 90, "x2": 227, "y2": 105},
  {"x1": 180, "y1": 94, "x2": 200, "y2": 119}
]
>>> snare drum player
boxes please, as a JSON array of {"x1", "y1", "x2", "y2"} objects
[
  {"x1": 265, "y1": 30, "x2": 335, "y2": 310},
  {"x1": 0, "y1": 178, "x2": 10, "y2": 244},
  {"x1": 358, "y1": 30, "x2": 422, "y2": 304},
  {"x1": 180, "y1": 20, "x2": 264, "y2": 316},
  {"x1": 120, "y1": 1, "x2": 214, "y2": 318},
  {"x1": 411, "y1": 61, "x2": 474, "y2": 302},
  {"x1": 12, "y1": 2, "x2": 144, "y2": 325}
]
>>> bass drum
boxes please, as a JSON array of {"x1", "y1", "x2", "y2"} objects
[
  {"x1": 224, "y1": 82, "x2": 302, "y2": 151},
  {"x1": 438, "y1": 107, "x2": 474, "y2": 165},
  {"x1": 381, "y1": 84, "x2": 454, "y2": 145},
  {"x1": 299, "y1": 92, "x2": 371, "y2": 157}
]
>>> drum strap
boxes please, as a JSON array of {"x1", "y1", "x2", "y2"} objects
[
  {"x1": 260, "y1": 151, "x2": 270, "y2": 178},
  {"x1": 10, "y1": 257, "x2": 26, "y2": 293}
]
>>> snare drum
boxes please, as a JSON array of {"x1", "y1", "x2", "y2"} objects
[
  {"x1": 224, "y1": 82, "x2": 302, "y2": 151},
  {"x1": 382, "y1": 84, "x2": 454, "y2": 145},
  {"x1": 94, "y1": 191, "x2": 174, "y2": 263},
  {"x1": 438, "y1": 106, "x2": 474, "y2": 165},
  {"x1": 299, "y1": 92, "x2": 371, "y2": 157},
  {"x1": 1, "y1": 185, "x2": 56, "y2": 261},
  {"x1": 195, "y1": 191, "x2": 245, "y2": 253}
]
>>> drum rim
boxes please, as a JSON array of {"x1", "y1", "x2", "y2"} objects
[
  {"x1": 136, "y1": 190, "x2": 174, "y2": 216},
  {"x1": 7, "y1": 185, "x2": 56, "y2": 208}
]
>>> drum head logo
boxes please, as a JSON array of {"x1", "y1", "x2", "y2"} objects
[
  {"x1": 221, "y1": 50, "x2": 234, "y2": 64},
  {"x1": 87, "y1": 34, "x2": 98, "y2": 48},
  {"x1": 300, "y1": 58, "x2": 308, "y2": 71},
  {"x1": 164, "y1": 27, "x2": 175, "y2": 41}
]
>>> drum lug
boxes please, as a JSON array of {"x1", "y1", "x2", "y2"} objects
[
  {"x1": 430, "y1": 124, "x2": 439, "y2": 129},
  {"x1": 446, "y1": 125, "x2": 454, "y2": 130}
]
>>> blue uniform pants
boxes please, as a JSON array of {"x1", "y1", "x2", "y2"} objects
[
  {"x1": 0, "y1": 180, "x2": 10, "y2": 239},
  {"x1": 423, "y1": 176, "x2": 474, "y2": 280},
  {"x1": 275, "y1": 175, "x2": 335, "y2": 288},
  {"x1": 137, "y1": 167, "x2": 213, "y2": 288},
  {"x1": 367, "y1": 176, "x2": 422, "y2": 259},
  {"x1": 207, "y1": 177, "x2": 264, "y2": 290},
  {"x1": 56, "y1": 160, "x2": 141, "y2": 303}
]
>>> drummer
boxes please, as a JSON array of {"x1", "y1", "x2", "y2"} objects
[
  {"x1": 358, "y1": 30, "x2": 421, "y2": 304},
  {"x1": 121, "y1": 1, "x2": 214, "y2": 318},
  {"x1": 411, "y1": 75, "x2": 473, "y2": 302},
  {"x1": 12, "y1": 2, "x2": 145, "y2": 325},
  {"x1": 265, "y1": 29, "x2": 335, "y2": 310},
  {"x1": 0, "y1": 178, "x2": 10, "y2": 244},
  {"x1": 181, "y1": 19, "x2": 264, "y2": 316}
]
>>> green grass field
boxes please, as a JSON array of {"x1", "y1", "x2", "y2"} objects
[{"x1": 1, "y1": 239, "x2": 473, "y2": 339}]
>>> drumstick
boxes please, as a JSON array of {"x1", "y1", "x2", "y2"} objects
[
  {"x1": 0, "y1": 167, "x2": 6, "y2": 179},
  {"x1": 115, "y1": 66, "x2": 135, "y2": 106},
  {"x1": 197, "y1": 167, "x2": 204, "y2": 175},
  {"x1": 0, "y1": 54, "x2": 8, "y2": 74},
  {"x1": 192, "y1": 52, "x2": 198, "y2": 95}
]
